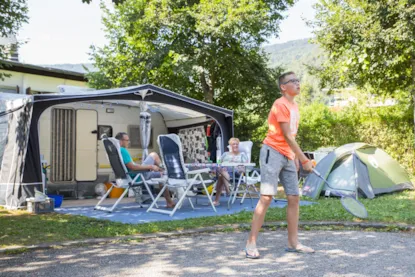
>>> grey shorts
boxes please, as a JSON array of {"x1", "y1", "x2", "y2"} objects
[
  {"x1": 260, "y1": 144, "x2": 299, "y2": 196},
  {"x1": 142, "y1": 155, "x2": 162, "y2": 180}
]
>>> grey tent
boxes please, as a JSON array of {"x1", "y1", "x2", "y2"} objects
[
  {"x1": 302, "y1": 143, "x2": 414, "y2": 199},
  {"x1": 0, "y1": 84, "x2": 234, "y2": 209}
]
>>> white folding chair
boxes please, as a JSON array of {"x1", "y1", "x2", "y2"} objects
[
  {"x1": 94, "y1": 135, "x2": 163, "y2": 213},
  {"x1": 147, "y1": 134, "x2": 216, "y2": 217},
  {"x1": 229, "y1": 141, "x2": 261, "y2": 208}
]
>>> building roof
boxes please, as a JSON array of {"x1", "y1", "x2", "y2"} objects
[{"x1": 0, "y1": 60, "x2": 87, "y2": 82}]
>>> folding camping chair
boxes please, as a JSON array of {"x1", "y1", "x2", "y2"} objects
[
  {"x1": 210, "y1": 141, "x2": 261, "y2": 209},
  {"x1": 94, "y1": 135, "x2": 164, "y2": 213},
  {"x1": 147, "y1": 134, "x2": 217, "y2": 217}
]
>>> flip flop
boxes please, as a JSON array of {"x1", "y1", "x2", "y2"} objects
[
  {"x1": 285, "y1": 244, "x2": 315, "y2": 254},
  {"x1": 244, "y1": 247, "x2": 260, "y2": 259}
]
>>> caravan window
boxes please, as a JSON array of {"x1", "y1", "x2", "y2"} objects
[
  {"x1": 128, "y1": 125, "x2": 153, "y2": 149},
  {"x1": 98, "y1": 125, "x2": 113, "y2": 139}
]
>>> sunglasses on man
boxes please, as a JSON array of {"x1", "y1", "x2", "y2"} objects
[{"x1": 282, "y1": 78, "x2": 300, "y2": 85}]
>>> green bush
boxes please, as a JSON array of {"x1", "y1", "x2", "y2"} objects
[
  {"x1": 356, "y1": 104, "x2": 415, "y2": 175},
  {"x1": 297, "y1": 101, "x2": 415, "y2": 175}
]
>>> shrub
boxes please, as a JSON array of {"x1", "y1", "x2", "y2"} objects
[{"x1": 297, "y1": 101, "x2": 415, "y2": 175}]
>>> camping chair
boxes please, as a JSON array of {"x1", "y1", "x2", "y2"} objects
[
  {"x1": 210, "y1": 141, "x2": 261, "y2": 209},
  {"x1": 147, "y1": 134, "x2": 217, "y2": 217},
  {"x1": 94, "y1": 135, "x2": 164, "y2": 213}
]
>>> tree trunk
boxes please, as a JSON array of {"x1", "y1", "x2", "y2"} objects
[{"x1": 200, "y1": 71, "x2": 214, "y2": 104}]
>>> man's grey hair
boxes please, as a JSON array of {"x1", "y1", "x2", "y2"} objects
[
  {"x1": 278, "y1": 71, "x2": 295, "y2": 92},
  {"x1": 115, "y1": 132, "x2": 128, "y2": 140}
]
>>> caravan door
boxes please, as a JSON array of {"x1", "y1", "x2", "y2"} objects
[{"x1": 75, "y1": 110, "x2": 98, "y2": 181}]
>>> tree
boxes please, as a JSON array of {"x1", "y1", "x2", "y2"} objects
[
  {"x1": 310, "y1": 0, "x2": 415, "y2": 128},
  {"x1": 88, "y1": 0, "x2": 293, "y2": 114},
  {"x1": 296, "y1": 82, "x2": 315, "y2": 106},
  {"x1": 0, "y1": 0, "x2": 28, "y2": 80}
]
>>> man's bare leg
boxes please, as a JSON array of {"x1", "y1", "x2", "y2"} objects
[
  {"x1": 149, "y1": 152, "x2": 162, "y2": 165},
  {"x1": 163, "y1": 186, "x2": 175, "y2": 208},
  {"x1": 286, "y1": 195, "x2": 314, "y2": 252},
  {"x1": 246, "y1": 194, "x2": 273, "y2": 256},
  {"x1": 286, "y1": 195, "x2": 299, "y2": 248},
  {"x1": 148, "y1": 153, "x2": 173, "y2": 207}
]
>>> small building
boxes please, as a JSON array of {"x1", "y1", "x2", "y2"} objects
[{"x1": 0, "y1": 60, "x2": 87, "y2": 94}]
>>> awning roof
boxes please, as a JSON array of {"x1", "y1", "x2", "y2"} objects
[
  {"x1": 32, "y1": 84, "x2": 233, "y2": 128},
  {"x1": 34, "y1": 84, "x2": 232, "y2": 115}
]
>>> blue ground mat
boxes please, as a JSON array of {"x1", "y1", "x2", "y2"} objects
[{"x1": 55, "y1": 196, "x2": 317, "y2": 224}]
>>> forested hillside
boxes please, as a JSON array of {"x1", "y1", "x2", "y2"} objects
[
  {"x1": 263, "y1": 38, "x2": 323, "y2": 86},
  {"x1": 45, "y1": 38, "x2": 323, "y2": 82}
]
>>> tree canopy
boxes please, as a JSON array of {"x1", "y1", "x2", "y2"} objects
[
  {"x1": 311, "y1": 0, "x2": 415, "y2": 102},
  {"x1": 88, "y1": 0, "x2": 294, "y2": 114}
]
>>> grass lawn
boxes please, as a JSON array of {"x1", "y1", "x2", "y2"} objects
[{"x1": 1, "y1": 188, "x2": 414, "y2": 248}]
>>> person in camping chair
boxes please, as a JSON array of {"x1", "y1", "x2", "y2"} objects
[
  {"x1": 115, "y1": 132, "x2": 176, "y2": 208},
  {"x1": 213, "y1": 137, "x2": 249, "y2": 206}
]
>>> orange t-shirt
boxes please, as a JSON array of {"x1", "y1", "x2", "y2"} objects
[{"x1": 263, "y1": 96, "x2": 299, "y2": 160}]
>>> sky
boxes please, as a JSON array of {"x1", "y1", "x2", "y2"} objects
[{"x1": 17, "y1": 0, "x2": 317, "y2": 65}]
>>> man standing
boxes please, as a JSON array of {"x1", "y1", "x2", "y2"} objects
[
  {"x1": 115, "y1": 132, "x2": 176, "y2": 208},
  {"x1": 245, "y1": 72, "x2": 314, "y2": 259}
]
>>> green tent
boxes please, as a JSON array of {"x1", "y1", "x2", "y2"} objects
[{"x1": 302, "y1": 143, "x2": 414, "y2": 199}]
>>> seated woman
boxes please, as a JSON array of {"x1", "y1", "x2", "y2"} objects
[{"x1": 213, "y1": 137, "x2": 248, "y2": 206}]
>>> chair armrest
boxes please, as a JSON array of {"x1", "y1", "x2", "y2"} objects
[
  {"x1": 151, "y1": 176, "x2": 167, "y2": 183},
  {"x1": 187, "y1": 168, "x2": 210, "y2": 174},
  {"x1": 129, "y1": 170, "x2": 150, "y2": 174}
]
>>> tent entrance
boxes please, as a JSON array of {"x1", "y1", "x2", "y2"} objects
[
  {"x1": 325, "y1": 155, "x2": 356, "y2": 195},
  {"x1": 75, "y1": 109, "x2": 98, "y2": 181}
]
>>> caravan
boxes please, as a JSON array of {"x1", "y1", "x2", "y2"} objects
[{"x1": 38, "y1": 100, "x2": 170, "y2": 198}]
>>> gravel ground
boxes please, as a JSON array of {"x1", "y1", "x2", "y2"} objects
[{"x1": 1, "y1": 230, "x2": 414, "y2": 277}]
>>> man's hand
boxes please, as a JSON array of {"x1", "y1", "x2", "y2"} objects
[
  {"x1": 152, "y1": 165, "x2": 163, "y2": 172},
  {"x1": 302, "y1": 160, "x2": 314, "y2": 172}
]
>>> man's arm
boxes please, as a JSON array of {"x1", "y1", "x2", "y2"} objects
[
  {"x1": 280, "y1": 122, "x2": 313, "y2": 171},
  {"x1": 125, "y1": 162, "x2": 161, "y2": 172}
]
